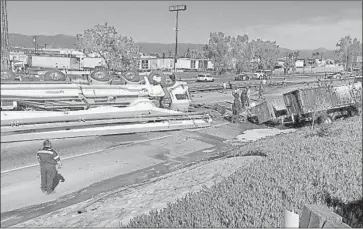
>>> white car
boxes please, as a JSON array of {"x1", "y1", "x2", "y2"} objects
[{"x1": 196, "y1": 73, "x2": 214, "y2": 82}]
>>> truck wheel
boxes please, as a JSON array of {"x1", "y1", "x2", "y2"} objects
[{"x1": 317, "y1": 114, "x2": 333, "y2": 125}]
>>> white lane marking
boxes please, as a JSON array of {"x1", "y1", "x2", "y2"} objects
[
  {"x1": 1, "y1": 122, "x2": 229, "y2": 174},
  {"x1": 1, "y1": 135, "x2": 171, "y2": 174}
]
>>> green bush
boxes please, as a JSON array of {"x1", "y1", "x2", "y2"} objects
[{"x1": 125, "y1": 115, "x2": 362, "y2": 228}]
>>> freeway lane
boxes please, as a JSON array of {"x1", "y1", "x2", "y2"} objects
[
  {"x1": 1, "y1": 130, "x2": 214, "y2": 213},
  {"x1": 1, "y1": 121, "x2": 252, "y2": 227},
  {"x1": 1, "y1": 132, "x2": 168, "y2": 173}
]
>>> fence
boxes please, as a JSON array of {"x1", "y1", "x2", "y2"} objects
[{"x1": 274, "y1": 66, "x2": 345, "y2": 75}]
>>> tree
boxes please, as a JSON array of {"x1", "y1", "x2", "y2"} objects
[
  {"x1": 250, "y1": 39, "x2": 280, "y2": 71},
  {"x1": 284, "y1": 53, "x2": 295, "y2": 75},
  {"x1": 286, "y1": 51, "x2": 299, "y2": 75},
  {"x1": 149, "y1": 52, "x2": 160, "y2": 58},
  {"x1": 231, "y1": 34, "x2": 251, "y2": 73},
  {"x1": 204, "y1": 32, "x2": 280, "y2": 74},
  {"x1": 76, "y1": 23, "x2": 140, "y2": 72},
  {"x1": 202, "y1": 44, "x2": 212, "y2": 59},
  {"x1": 162, "y1": 53, "x2": 166, "y2": 59},
  {"x1": 336, "y1": 36, "x2": 362, "y2": 71},
  {"x1": 168, "y1": 49, "x2": 173, "y2": 58},
  {"x1": 350, "y1": 38, "x2": 362, "y2": 69},
  {"x1": 185, "y1": 48, "x2": 191, "y2": 58},
  {"x1": 206, "y1": 32, "x2": 236, "y2": 74}
]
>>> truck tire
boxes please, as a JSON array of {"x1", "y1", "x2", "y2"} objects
[
  {"x1": 123, "y1": 71, "x2": 142, "y2": 83},
  {"x1": 90, "y1": 70, "x2": 111, "y2": 82},
  {"x1": 317, "y1": 114, "x2": 333, "y2": 125},
  {"x1": 44, "y1": 70, "x2": 67, "y2": 81},
  {"x1": 148, "y1": 70, "x2": 166, "y2": 87}
]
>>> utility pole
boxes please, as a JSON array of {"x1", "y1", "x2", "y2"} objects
[
  {"x1": 1, "y1": 0, "x2": 10, "y2": 70},
  {"x1": 169, "y1": 5, "x2": 186, "y2": 73}
]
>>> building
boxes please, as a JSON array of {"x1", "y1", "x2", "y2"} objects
[
  {"x1": 295, "y1": 59, "x2": 305, "y2": 68},
  {"x1": 139, "y1": 57, "x2": 213, "y2": 71}
]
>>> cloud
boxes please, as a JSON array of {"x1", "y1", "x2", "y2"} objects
[{"x1": 234, "y1": 16, "x2": 362, "y2": 50}]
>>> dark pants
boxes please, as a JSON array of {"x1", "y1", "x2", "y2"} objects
[
  {"x1": 241, "y1": 95, "x2": 247, "y2": 108},
  {"x1": 40, "y1": 164, "x2": 57, "y2": 193},
  {"x1": 52, "y1": 173, "x2": 65, "y2": 191}
]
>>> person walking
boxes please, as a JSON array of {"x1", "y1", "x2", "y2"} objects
[
  {"x1": 223, "y1": 82, "x2": 227, "y2": 94},
  {"x1": 258, "y1": 82, "x2": 264, "y2": 100},
  {"x1": 232, "y1": 85, "x2": 238, "y2": 97},
  {"x1": 240, "y1": 88, "x2": 247, "y2": 109},
  {"x1": 37, "y1": 140, "x2": 64, "y2": 194},
  {"x1": 232, "y1": 93, "x2": 242, "y2": 123}
]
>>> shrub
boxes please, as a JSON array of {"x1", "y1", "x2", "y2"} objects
[{"x1": 125, "y1": 115, "x2": 362, "y2": 228}]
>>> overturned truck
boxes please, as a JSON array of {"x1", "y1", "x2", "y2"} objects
[
  {"x1": 1, "y1": 70, "x2": 191, "y2": 112},
  {"x1": 250, "y1": 83, "x2": 362, "y2": 125}
]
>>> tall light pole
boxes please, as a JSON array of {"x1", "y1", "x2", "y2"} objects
[{"x1": 169, "y1": 5, "x2": 186, "y2": 72}]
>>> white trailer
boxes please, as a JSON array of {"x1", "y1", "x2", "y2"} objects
[
  {"x1": 31, "y1": 56, "x2": 80, "y2": 70},
  {"x1": 157, "y1": 58, "x2": 174, "y2": 70},
  {"x1": 150, "y1": 59, "x2": 158, "y2": 70},
  {"x1": 175, "y1": 58, "x2": 191, "y2": 70}
]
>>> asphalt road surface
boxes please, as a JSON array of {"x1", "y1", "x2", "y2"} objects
[{"x1": 1, "y1": 121, "x2": 259, "y2": 227}]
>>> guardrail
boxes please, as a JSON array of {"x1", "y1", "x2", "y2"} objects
[{"x1": 188, "y1": 78, "x2": 355, "y2": 93}]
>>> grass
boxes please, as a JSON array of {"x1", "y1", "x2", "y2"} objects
[{"x1": 124, "y1": 115, "x2": 362, "y2": 228}]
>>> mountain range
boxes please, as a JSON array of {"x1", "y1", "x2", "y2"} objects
[{"x1": 8, "y1": 33, "x2": 337, "y2": 59}]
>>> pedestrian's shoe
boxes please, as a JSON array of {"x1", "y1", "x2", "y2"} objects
[
  {"x1": 46, "y1": 190, "x2": 55, "y2": 195},
  {"x1": 59, "y1": 174, "x2": 65, "y2": 182}
]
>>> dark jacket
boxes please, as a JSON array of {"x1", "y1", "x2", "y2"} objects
[{"x1": 37, "y1": 147, "x2": 61, "y2": 166}]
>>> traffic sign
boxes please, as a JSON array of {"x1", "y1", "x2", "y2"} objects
[{"x1": 169, "y1": 5, "x2": 186, "y2": 11}]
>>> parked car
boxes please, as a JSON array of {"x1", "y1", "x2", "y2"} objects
[
  {"x1": 253, "y1": 71, "x2": 264, "y2": 79},
  {"x1": 326, "y1": 72, "x2": 341, "y2": 79},
  {"x1": 235, "y1": 73, "x2": 254, "y2": 81},
  {"x1": 254, "y1": 70, "x2": 272, "y2": 80},
  {"x1": 196, "y1": 73, "x2": 214, "y2": 82}
]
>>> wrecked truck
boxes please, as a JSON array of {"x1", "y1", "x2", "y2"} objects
[{"x1": 249, "y1": 83, "x2": 362, "y2": 125}]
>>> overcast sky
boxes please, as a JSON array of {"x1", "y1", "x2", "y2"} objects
[{"x1": 7, "y1": 1, "x2": 362, "y2": 50}]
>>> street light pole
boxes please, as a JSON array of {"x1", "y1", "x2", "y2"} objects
[
  {"x1": 169, "y1": 5, "x2": 186, "y2": 73},
  {"x1": 174, "y1": 10, "x2": 179, "y2": 72}
]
